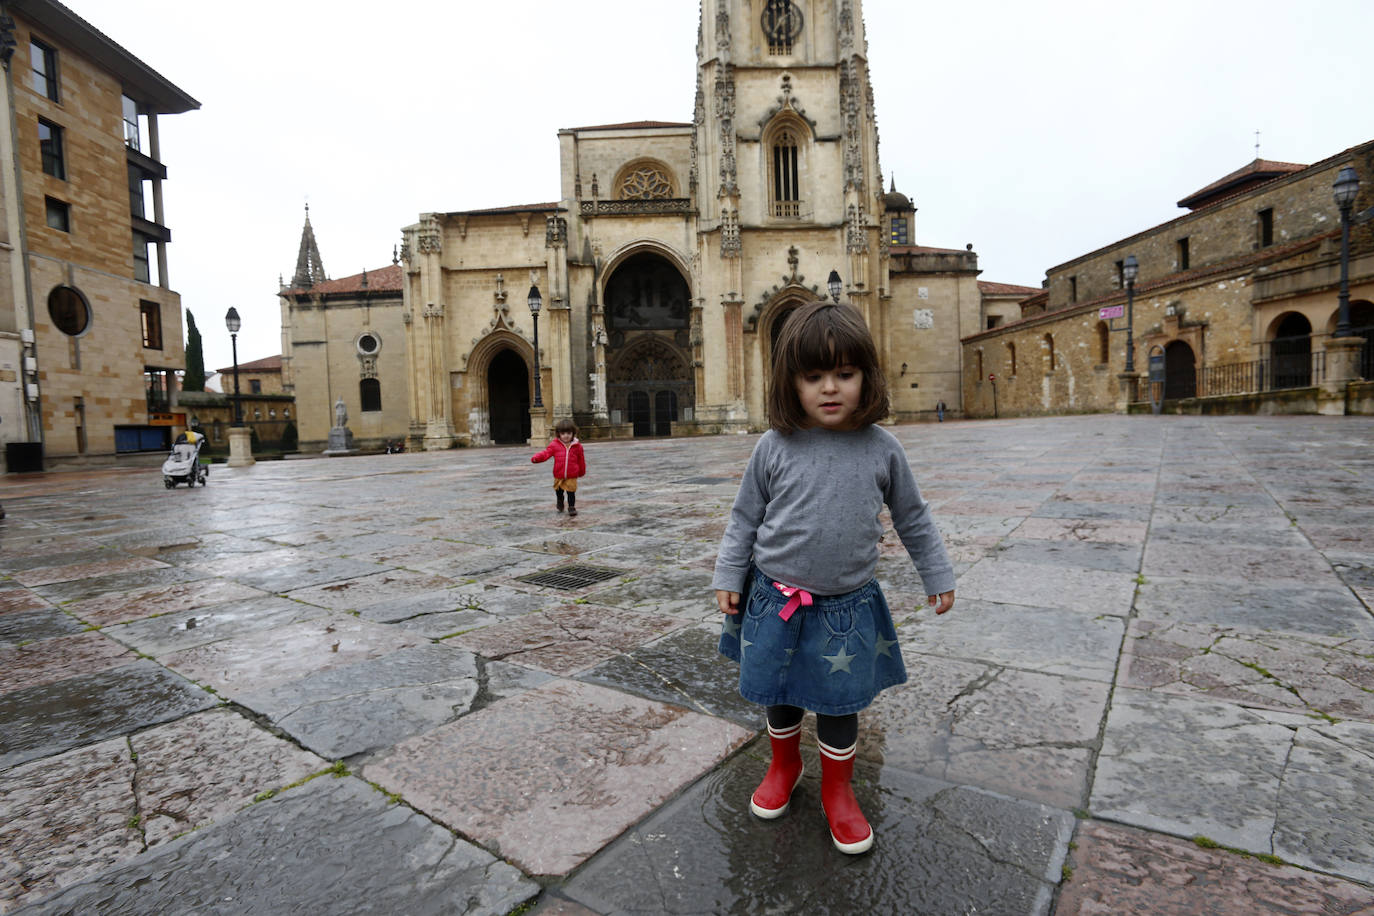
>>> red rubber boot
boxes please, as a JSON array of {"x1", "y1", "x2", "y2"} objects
[
  {"x1": 750, "y1": 721, "x2": 804, "y2": 818},
  {"x1": 819, "y1": 739, "x2": 873, "y2": 854}
]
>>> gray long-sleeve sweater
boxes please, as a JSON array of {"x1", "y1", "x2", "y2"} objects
[{"x1": 711, "y1": 425, "x2": 955, "y2": 597}]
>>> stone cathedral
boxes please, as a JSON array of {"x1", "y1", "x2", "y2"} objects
[{"x1": 279, "y1": 0, "x2": 983, "y2": 451}]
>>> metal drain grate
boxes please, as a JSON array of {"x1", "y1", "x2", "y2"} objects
[{"x1": 516, "y1": 564, "x2": 625, "y2": 590}]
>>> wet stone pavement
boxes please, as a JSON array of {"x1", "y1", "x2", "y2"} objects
[{"x1": 1, "y1": 415, "x2": 1372, "y2": 915}]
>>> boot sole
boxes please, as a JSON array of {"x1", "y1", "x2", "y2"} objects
[
  {"x1": 829, "y1": 826, "x2": 874, "y2": 854},
  {"x1": 749, "y1": 767, "x2": 804, "y2": 819}
]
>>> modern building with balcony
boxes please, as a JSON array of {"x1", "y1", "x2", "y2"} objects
[{"x1": 0, "y1": 0, "x2": 198, "y2": 468}]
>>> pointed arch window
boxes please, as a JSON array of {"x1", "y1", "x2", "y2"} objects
[{"x1": 772, "y1": 129, "x2": 801, "y2": 218}]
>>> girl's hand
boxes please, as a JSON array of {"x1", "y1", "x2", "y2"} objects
[
  {"x1": 928, "y1": 590, "x2": 955, "y2": 615},
  {"x1": 716, "y1": 589, "x2": 740, "y2": 615}
]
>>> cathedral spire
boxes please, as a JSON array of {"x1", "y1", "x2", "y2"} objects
[{"x1": 291, "y1": 203, "x2": 327, "y2": 288}]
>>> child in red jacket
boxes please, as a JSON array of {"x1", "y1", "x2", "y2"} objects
[{"x1": 530, "y1": 419, "x2": 587, "y2": 516}]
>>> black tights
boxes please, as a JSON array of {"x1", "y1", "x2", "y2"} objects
[
  {"x1": 767, "y1": 704, "x2": 857, "y2": 749},
  {"x1": 556, "y1": 490, "x2": 575, "y2": 509}
]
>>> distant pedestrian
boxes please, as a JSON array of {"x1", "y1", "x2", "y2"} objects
[
  {"x1": 713, "y1": 300, "x2": 955, "y2": 856},
  {"x1": 936, "y1": 399, "x2": 946, "y2": 422},
  {"x1": 531, "y1": 419, "x2": 586, "y2": 517}
]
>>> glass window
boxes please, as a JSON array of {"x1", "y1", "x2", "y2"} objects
[
  {"x1": 122, "y1": 95, "x2": 142, "y2": 151},
  {"x1": 129, "y1": 165, "x2": 147, "y2": 218},
  {"x1": 38, "y1": 118, "x2": 65, "y2": 179},
  {"x1": 133, "y1": 233, "x2": 151, "y2": 283},
  {"x1": 140, "y1": 301, "x2": 162, "y2": 349},
  {"x1": 45, "y1": 196, "x2": 69, "y2": 232},
  {"x1": 772, "y1": 130, "x2": 800, "y2": 218},
  {"x1": 249, "y1": 379, "x2": 262, "y2": 394},
  {"x1": 48, "y1": 286, "x2": 89, "y2": 336},
  {"x1": 890, "y1": 217, "x2": 909, "y2": 246},
  {"x1": 30, "y1": 40, "x2": 58, "y2": 101}
]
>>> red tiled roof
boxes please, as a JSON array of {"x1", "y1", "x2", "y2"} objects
[
  {"x1": 1177, "y1": 158, "x2": 1307, "y2": 210},
  {"x1": 445, "y1": 202, "x2": 563, "y2": 216},
  {"x1": 282, "y1": 264, "x2": 403, "y2": 296},
  {"x1": 567, "y1": 121, "x2": 692, "y2": 132},
  {"x1": 979, "y1": 281, "x2": 1041, "y2": 296},
  {"x1": 892, "y1": 244, "x2": 971, "y2": 256},
  {"x1": 216, "y1": 354, "x2": 282, "y2": 374}
]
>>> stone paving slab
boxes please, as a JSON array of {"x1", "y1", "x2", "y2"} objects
[
  {"x1": 900, "y1": 598, "x2": 1125, "y2": 682},
  {"x1": 227, "y1": 555, "x2": 396, "y2": 594},
  {"x1": 561, "y1": 746, "x2": 1073, "y2": 915},
  {"x1": 0, "y1": 548, "x2": 113, "y2": 575},
  {"x1": 582, "y1": 565, "x2": 717, "y2": 618},
  {"x1": 364, "y1": 678, "x2": 752, "y2": 876},
  {"x1": 0, "y1": 631, "x2": 134, "y2": 696},
  {"x1": 159, "y1": 614, "x2": 425, "y2": 697},
  {"x1": 13, "y1": 774, "x2": 538, "y2": 916},
  {"x1": 1091, "y1": 687, "x2": 1374, "y2": 879},
  {"x1": 1143, "y1": 541, "x2": 1344, "y2": 588},
  {"x1": 449, "y1": 602, "x2": 687, "y2": 676},
  {"x1": 100, "y1": 595, "x2": 326, "y2": 657},
  {"x1": 10, "y1": 555, "x2": 167, "y2": 588},
  {"x1": 0, "y1": 608, "x2": 85, "y2": 647},
  {"x1": 577, "y1": 621, "x2": 761, "y2": 726},
  {"x1": 234, "y1": 644, "x2": 484, "y2": 759},
  {"x1": 62, "y1": 578, "x2": 270, "y2": 628},
  {"x1": 0, "y1": 589, "x2": 53, "y2": 615},
  {"x1": 1010, "y1": 517, "x2": 1148, "y2": 544},
  {"x1": 0, "y1": 660, "x2": 215, "y2": 769},
  {"x1": 0, "y1": 737, "x2": 141, "y2": 912},
  {"x1": 1057, "y1": 820, "x2": 1374, "y2": 915},
  {"x1": 1134, "y1": 576, "x2": 1374, "y2": 637},
  {"x1": 283, "y1": 568, "x2": 462, "y2": 612},
  {"x1": 992, "y1": 537, "x2": 1143, "y2": 573},
  {"x1": 1120, "y1": 618, "x2": 1374, "y2": 721},
  {"x1": 955, "y1": 558, "x2": 1138, "y2": 615},
  {"x1": 863, "y1": 659, "x2": 1108, "y2": 809},
  {"x1": 29, "y1": 564, "x2": 210, "y2": 606}
]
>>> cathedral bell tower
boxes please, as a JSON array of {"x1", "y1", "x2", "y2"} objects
[{"x1": 693, "y1": 0, "x2": 886, "y2": 425}]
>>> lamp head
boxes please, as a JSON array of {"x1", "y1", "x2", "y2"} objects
[
  {"x1": 225, "y1": 306, "x2": 241, "y2": 334},
  {"x1": 527, "y1": 284, "x2": 542, "y2": 314},
  {"x1": 827, "y1": 270, "x2": 842, "y2": 303},
  {"x1": 1334, "y1": 166, "x2": 1360, "y2": 211},
  {"x1": 1122, "y1": 255, "x2": 1139, "y2": 284}
]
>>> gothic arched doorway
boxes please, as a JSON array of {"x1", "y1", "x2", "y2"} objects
[
  {"x1": 1269, "y1": 313, "x2": 1312, "y2": 389},
  {"x1": 1163, "y1": 340, "x2": 1196, "y2": 399},
  {"x1": 609, "y1": 337, "x2": 692, "y2": 438},
  {"x1": 487, "y1": 348, "x2": 530, "y2": 444}
]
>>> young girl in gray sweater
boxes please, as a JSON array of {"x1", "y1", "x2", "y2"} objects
[{"x1": 713, "y1": 299, "x2": 956, "y2": 855}]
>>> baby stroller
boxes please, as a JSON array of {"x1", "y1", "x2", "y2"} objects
[{"x1": 162, "y1": 431, "x2": 208, "y2": 488}]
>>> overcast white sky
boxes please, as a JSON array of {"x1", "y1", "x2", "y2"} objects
[{"x1": 71, "y1": 0, "x2": 1373, "y2": 374}]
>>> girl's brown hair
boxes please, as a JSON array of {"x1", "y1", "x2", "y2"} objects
[
  {"x1": 555, "y1": 418, "x2": 578, "y2": 437},
  {"x1": 767, "y1": 300, "x2": 890, "y2": 433}
]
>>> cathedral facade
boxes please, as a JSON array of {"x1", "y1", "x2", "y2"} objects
[{"x1": 282, "y1": 0, "x2": 983, "y2": 451}]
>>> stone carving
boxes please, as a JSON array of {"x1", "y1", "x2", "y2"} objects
[
  {"x1": 334, "y1": 397, "x2": 348, "y2": 428},
  {"x1": 720, "y1": 206, "x2": 741, "y2": 256},
  {"x1": 545, "y1": 215, "x2": 567, "y2": 245},
  {"x1": 618, "y1": 166, "x2": 674, "y2": 200},
  {"x1": 423, "y1": 303, "x2": 445, "y2": 319},
  {"x1": 580, "y1": 199, "x2": 693, "y2": 218},
  {"x1": 417, "y1": 218, "x2": 442, "y2": 255},
  {"x1": 715, "y1": 64, "x2": 738, "y2": 196},
  {"x1": 846, "y1": 203, "x2": 869, "y2": 254}
]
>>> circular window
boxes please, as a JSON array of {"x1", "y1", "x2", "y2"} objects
[
  {"x1": 48, "y1": 286, "x2": 90, "y2": 336},
  {"x1": 357, "y1": 333, "x2": 380, "y2": 355}
]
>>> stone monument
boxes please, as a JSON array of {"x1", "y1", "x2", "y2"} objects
[{"x1": 324, "y1": 397, "x2": 356, "y2": 454}]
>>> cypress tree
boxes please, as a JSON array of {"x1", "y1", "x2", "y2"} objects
[{"x1": 183, "y1": 310, "x2": 206, "y2": 392}]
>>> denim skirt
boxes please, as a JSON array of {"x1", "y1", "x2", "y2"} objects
[{"x1": 718, "y1": 566, "x2": 908, "y2": 716}]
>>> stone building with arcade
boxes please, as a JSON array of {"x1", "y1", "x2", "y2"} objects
[
  {"x1": 279, "y1": 0, "x2": 990, "y2": 451},
  {"x1": 960, "y1": 139, "x2": 1374, "y2": 418}
]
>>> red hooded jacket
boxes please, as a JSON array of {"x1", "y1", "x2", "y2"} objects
[{"x1": 531, "y1": 437, "x2": 586, "y2": 479}]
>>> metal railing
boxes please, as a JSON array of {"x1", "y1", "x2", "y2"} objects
[{"x1": 1197, "y1": 352, "x2": 1328, "y2": 397}]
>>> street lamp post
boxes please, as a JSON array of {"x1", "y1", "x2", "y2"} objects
[
  {"x1": 223, "y1": 307, "x2": 254, "y2": 467},
  {"x1": 1122, "y1": 255, "x2": 1139, "y2": 373},
  {"x1": 225, "y1": 307, "x2": 243, "y2": 426},
  {"x1": 527, "y1": 285, "x2": 543, "y2": 408},
  {"x1": 827, "y1": 269, "x2": 842, "y2": 304},
  {"x1": 1333, "y1": 166, "x2": 1360, "y2": 338}
]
